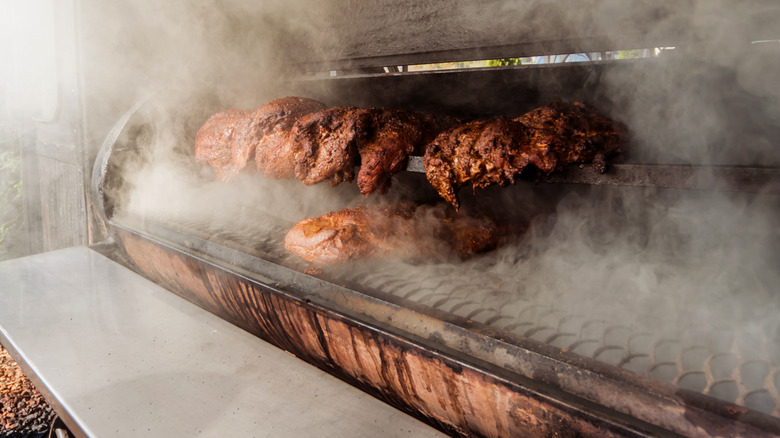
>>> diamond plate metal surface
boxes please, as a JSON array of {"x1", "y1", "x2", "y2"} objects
[{"x1": 340, "y1": 265, "x2": 780, "y2": 418}]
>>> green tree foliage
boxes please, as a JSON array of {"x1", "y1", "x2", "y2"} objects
[
  {"x1": 615, "y1": 49, "x2": 641, "y2": 59},
  {"x1": 486, "y1": 58, "x2": 521, "y2": 67}
]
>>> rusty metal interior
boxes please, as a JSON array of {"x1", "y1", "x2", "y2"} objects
[{"x1": 10, "y1": 1, "x2": 780, "y2": 437}]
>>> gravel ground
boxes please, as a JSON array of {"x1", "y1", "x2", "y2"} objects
[{"x1": 0, "y1": 343, "x2": 55, "y2": 437}]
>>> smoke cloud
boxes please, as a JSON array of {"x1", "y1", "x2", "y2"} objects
[{"x1": 91, "y1": 0, "x2": 779, "y2": 415}]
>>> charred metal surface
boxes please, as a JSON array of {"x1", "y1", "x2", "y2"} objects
[
  {"x1": 539, "y1": 164, "x2": 780, "y2": 194},
  {"x1": 406, "y1": 157, "x2": 780, "y2": 195},
  {"x1": 110, "y1": 227, "x2": 675, "y2": 438},
  {"x1": 295, "y1": 61, "x2": 624, "y2": 119},
  {"x1": 103, "y1": 221, "x2": 780, "y2": 438},
  {"x1": 292, "y1": 0, "x2": 777, "y2": 72}
]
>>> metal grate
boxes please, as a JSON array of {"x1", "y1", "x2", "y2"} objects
[
  {"x1": 339, "y1": 265, "x2": 780, "y2": 418},
  {"x1": 136, "y1": 216, "x2": 780, "y2": 419}
]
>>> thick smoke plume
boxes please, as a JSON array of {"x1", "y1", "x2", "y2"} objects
[{"x1": 97, "y1": 0, "x2": 779, "y2": 414}]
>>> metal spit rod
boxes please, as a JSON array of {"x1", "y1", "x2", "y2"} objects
[{"x1": 406, "y1": 156, "x2": 780, "y2": 194}]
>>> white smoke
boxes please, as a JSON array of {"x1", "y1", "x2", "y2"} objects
[{"x1": 98, "y1": 0, "x2": 780, "y2": 415}]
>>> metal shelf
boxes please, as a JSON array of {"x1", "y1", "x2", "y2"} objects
[{"x1": 406, "y1": 156, "x2": 780, "y2": 194}]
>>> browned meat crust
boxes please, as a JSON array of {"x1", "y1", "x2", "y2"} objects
[
  {"x1": 283, "y1": 204, "x2": 411, "y2": 265},
  {"x1": 423, "y1": 118, "x2": 557, "y2": 210},
  {"x1": 284, "y1": 203, "x2": 499, "y2": 265},
  {"x1": 515, "y1": 101, "x2": 628, "y2": 173},
  {"x1": 194, "y1": 109, "x2": 251, "y2": 182},
  {"x1": 194, "y1": 97, "x2": 326, "y2": 181},
  {"x1": 250, "y1": 97, "x2": 327, "y2": 178},
  {"x1": 196, "y1": 99, "x2": 626, "y2": 208},
  {"x1": 425, "y1": 102, "x2": 627, "y2": 209},
  {"x1": 435, "y1": 214, "x2": 502, "y2": 259},
  {"x1": 292, "y1": 107, "x2": 371, "y2": 186},
  {"x1": 291, "y1": 107, "x2": 459, "y2": 194},
  {"x1": 357, "y1": 110, "x2": 460, "y2": 195}
]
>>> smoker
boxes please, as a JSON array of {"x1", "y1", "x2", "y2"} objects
[{"x1": 5, "y1": 1, "x2": 780, "y2": 437}]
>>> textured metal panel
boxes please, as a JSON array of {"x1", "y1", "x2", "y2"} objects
[
  {"x1": 105, "y1": 218, "x2": 780, "y2": 437},
  {"x1": 108, "y1": 227, "x2": 675, "y2": 438},
  {"x1": 405, "y1": 157, "x2": 780, "y2": 195},
  {"x1": 0, "y1": 247, "x2": 447, "y2": 438},
  {"x1": 295, "y1": 0, "x2": 779, "y2": 70},
  {"x1": 299, "y1": 0, "x2": 685, "y2": 69},
  {"x1": 345, "y1": 268, "x2": 780, "y2": 418}
]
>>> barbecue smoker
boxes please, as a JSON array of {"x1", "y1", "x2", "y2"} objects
[{"x1": 16, "y1": 1, "x2": 780, "y2": 437}]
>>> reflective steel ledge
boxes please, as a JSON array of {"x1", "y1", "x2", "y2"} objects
[{"x1": 0, "y1": 247, "x2": 445, "y2": 438}]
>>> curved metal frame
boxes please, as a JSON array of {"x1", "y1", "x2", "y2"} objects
[{"x1": 89, "y1": 95, "x2": 153, "y2": 241}]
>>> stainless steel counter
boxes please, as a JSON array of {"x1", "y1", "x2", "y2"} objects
[{"x1": 0, "y1": 247, "x2": 445, "y2": 437}]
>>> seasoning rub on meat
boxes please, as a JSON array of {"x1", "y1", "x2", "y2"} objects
[
  {"x1": 424, "y1": 102, "x2": 627, "y2": 209},
  {"x1": 251, "y1": 97, "x2": 327, "y2": 179},
  {"x1": 284, "y1": 203, "x2": 500, "y2": 265},
  {"x1": 291, "y1": 107, "x2": 459, "y2": 195},
  {"x1": 194, "y1": 97, "x2": 326, "y2": 181},
  {"x1": 514, "y1": 101, "x2": 627, "y2": 174},
  {"x1": 194, "y1": 109, "x2": 252, "y2": 182},
  {"x1": 195, "y1": 98, "x2": 627, "y2": 208}
]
